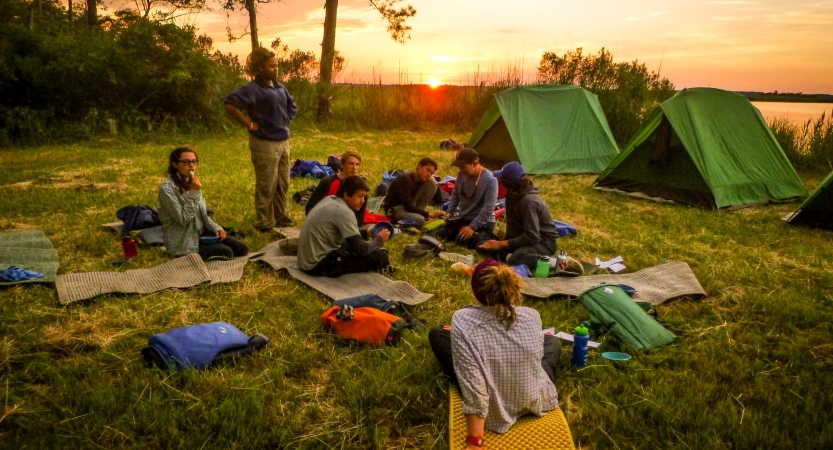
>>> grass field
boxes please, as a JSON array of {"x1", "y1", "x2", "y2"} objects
[{"x1": 1, "y1": 129, "x2": 832, "y2": 449}]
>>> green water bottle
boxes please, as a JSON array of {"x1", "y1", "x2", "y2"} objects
[{"x1": 534, "y1": 256, "x2": 550, "y2": 278}]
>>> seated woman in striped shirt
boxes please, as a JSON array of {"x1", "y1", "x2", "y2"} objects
[
  {"x1": 158, "y1": 146, "x2": 248, "y2": 260},
  {"x1": 429, "y1": 260, "x2": 560, "y2": 449}
]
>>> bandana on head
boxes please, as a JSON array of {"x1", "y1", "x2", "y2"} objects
[{"x1": 470, "y1": 259, "x2": 502, "y2": 305}]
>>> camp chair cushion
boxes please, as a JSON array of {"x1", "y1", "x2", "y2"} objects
[{"x1": 449, "y1": 384, "x2": 575, "y2": 450}]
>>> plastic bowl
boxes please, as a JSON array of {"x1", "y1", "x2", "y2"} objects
[
  {"x1": 397, "y1": 219, "x2": 417, "y2": 229},
  {"x1": 373, "y1": 222, "x2": 396, "y2": 239},
  {"x1": 199, "y1": 236, "x2": 220, "y2": 245},
  {"x1": 601, "y1": 352, "x2": 632, "y2": 361}
]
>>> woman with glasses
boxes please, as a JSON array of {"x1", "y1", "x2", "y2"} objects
[
  {"x1": 225, "y1": 47, "x2": 297, "y2": 232},
  {"x1": 158, "y1": 146, "x2": 248, "y2": 260}
]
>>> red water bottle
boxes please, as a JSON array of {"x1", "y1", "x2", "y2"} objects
[{"x1": 122, "y1": 237, "x2": 138, "y2": 259}]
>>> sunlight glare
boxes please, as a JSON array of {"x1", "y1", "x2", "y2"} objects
[{"x1": 428, "y1": 77, "x2": 441, "y2": 88}]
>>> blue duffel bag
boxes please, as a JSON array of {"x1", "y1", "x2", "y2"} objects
[{"x1": 141, "y1": 322, "x2": 268, "y2": 370}]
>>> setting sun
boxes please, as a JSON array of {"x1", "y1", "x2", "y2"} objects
[{"x1": 428, "y1": 77, "x2": 441, "y2": 88}]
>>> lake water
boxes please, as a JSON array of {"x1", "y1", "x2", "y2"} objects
[{"x1": 752, "y1": 101, "x2": 832, "y2": 124}]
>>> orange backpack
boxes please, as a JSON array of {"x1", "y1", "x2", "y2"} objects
[{"x1": 320, "y1": 305, "x2": 405, "y2": 347}]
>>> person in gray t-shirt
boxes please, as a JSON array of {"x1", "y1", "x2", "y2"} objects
[{"x1": 297, "y1": 176, "x2": 392, "y2": 277}]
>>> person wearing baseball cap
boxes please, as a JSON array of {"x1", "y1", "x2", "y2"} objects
[
  {"x1": 437, "y1": 148, "x2": 499, "y2": 249},
  {"x1": 477, "y1": 161, "x2": 559, "y2": 269}
]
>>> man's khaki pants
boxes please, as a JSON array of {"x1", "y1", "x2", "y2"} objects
[{"x1": 249, "y1": 135, "x2": 291, "y2": 229}]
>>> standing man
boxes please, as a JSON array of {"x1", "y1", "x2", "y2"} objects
[
  {"x1": 383, "y1": 158, "x2": 445, "y2": 229},
  {"x1": 437, "y1": 148, "x2": 498, "y2": 249},
  {"x1": 298, "y1": 176, "x2": 392, "y2": 277},
  {"x1": 225, "y1": 47, "x2": 297, "y2": 232},
  {"x1": 477, "y1": 162, "x2": 559, "y2": 269}
]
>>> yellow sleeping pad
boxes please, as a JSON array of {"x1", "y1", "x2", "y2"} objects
[{"x1": 449, "y1": 384, "x2": 575, "y2": 450}]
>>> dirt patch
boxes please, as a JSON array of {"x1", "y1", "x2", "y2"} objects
[
  {"x1": 42, "y1": 318, "x2": 131, "y2": 354},
  {"x1": 51, "y1": 181, "x2": 130, "y2": 191},
  {"x1": 5, "y1": 181, "x2": 33, "y2": 189},
  {"x1": 0, "y1": 221, "x2": 38, "y2": 231}
]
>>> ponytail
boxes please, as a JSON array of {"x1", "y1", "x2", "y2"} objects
[{"x1": 473, "y1": 265, "x2": 524, "y2": 329}]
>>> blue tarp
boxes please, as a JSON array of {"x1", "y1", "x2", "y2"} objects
[{"x1": 290, "y1": 160, "x2": 335, "y2": 179}]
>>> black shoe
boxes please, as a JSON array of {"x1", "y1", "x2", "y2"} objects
[
  {"x1": 255, "y1": 226, "x2": 272, "y2": 233},
  {"x1": 275, "y1": 218, "x2": 295, "y2": 227}
]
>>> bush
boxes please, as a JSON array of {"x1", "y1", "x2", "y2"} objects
[
  {"x1": 770, "y1": 113, "x2": 833, "y2": 173},
  {"x1": 0, "y1": 0, "x2": 244, "y2": 145},
  {"x1": 536, "y1": 47, "x2": 676, "y2": 145},
  {"x1": 321, "y1": 67, "x2": 524, "y2": 132}
]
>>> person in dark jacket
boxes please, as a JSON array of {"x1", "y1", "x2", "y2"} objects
[
  {"x1": 304, "y1": 150, "x2": 368, "y2": 227},
  {"x1": 225, "y1": 47, "x2": 297, "y2": 232},
  {"x1": 382, "y1": 157, "x2": 446, "y2": 229},
  {"x1": 477, "y1": 162, "x2": 558, "y2": 269}
]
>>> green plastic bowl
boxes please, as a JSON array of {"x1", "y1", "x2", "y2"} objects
[{"x1": 601, "y1": 352, "x2": 632, "y2": 361}]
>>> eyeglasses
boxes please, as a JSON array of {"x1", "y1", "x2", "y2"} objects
[{"x1": 178, "y1": 159, "x2": 199, "y2": 165}]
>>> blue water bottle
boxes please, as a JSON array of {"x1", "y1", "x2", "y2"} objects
[{"x1": 572, "y1": 325, "x2": 590, "y2": 368}]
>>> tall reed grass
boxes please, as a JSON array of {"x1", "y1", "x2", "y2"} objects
[
  {"x1": 770, "y1": 113, "x2": 833, "y2": 173},
  {"x1": 286, "y1": 66, "x2": 527, "y2": 132}
]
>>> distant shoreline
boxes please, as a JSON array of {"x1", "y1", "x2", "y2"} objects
[{"x1": 735, "y1": 92, "x2": 833, "y2": 103}]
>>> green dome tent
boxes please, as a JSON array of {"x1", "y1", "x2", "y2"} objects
[
  {"x1": 467, "y1": 85, "x2": 619, "y2": 174},
  {"x1": 594, "y1": 88, "x2": 807, "y2": 209},
  {"x1": 787, "y1": 170, "x2": 833, "y2": 230}
]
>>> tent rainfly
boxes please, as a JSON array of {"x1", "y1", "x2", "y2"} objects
[
  {"x1": 787, "y1": 170, "x2": 833, "y2": 230},
  {"x1": 467, "y1": 84, "x2": 619, "y2": 174},
  {"x1": 594, "y1": 88, "x2": 807, "y2": 209}
]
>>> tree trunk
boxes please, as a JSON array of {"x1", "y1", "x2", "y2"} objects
[
  {"x1": 246, "y1": 0, "x2": 258, "y2": 52},
  {"x1": 86, "y1": 0, "x2": 96, "y2": 27},
  {"x1": 317, "y1": 0, "x2": 338, "y2": 121},
  {"x1": 68, "y1": 0, "x2": 73, "y2": 30}
]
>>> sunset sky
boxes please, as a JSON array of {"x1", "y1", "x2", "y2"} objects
[{"x1": 173, "y1": 0, "x2": 832, "y2": 93}]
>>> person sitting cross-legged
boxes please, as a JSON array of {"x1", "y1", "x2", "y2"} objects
[
  {"x1": 297, "y1": 175, "x2": 392, "y2": 277},
  {"x1": 436, "y1": 148, "x2": 498, "y2": 249},
  {"x1": 429, "y1": 260, "x2": 560, "y2": 447},
  {"x1": 158, "y1": 146, "x2": 248, "y2": 260},
  {"x1": 477, "y1": 162, "x2": 559, "y2": 270},
  {"x1": 382, "y1": 157, "x2": 446, "y2": 229}
]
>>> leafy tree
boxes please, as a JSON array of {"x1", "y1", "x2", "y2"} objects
[
  {"x1": 135, "y1": 0, "x2": 206, "y2": 21},
  {"x1": 219, "y1": 0, "x2": 278, "y2": 52},
  {"x1": 86, "y1": 0, "x2": 95, "y2": 26},
  {"x1": 270, "y1": 37, "x2": 343, "y2": 83},
  {"x1": 0, "y1": 0, "x2": 244, "y2": 144},
  {"x1": 317, "y1": 0, "x2": 415, "y2": 120},
  {"x1": 537, "y1": 47, "x2": 675, "y2": 143}
]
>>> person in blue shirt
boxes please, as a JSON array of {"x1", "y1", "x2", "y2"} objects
[
  {"x1": 436, "y1": 148, "x2": 499, "y2": 249},
  {"x1": 225, "y1": 47, "x2": 298, "y2": 232}
]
